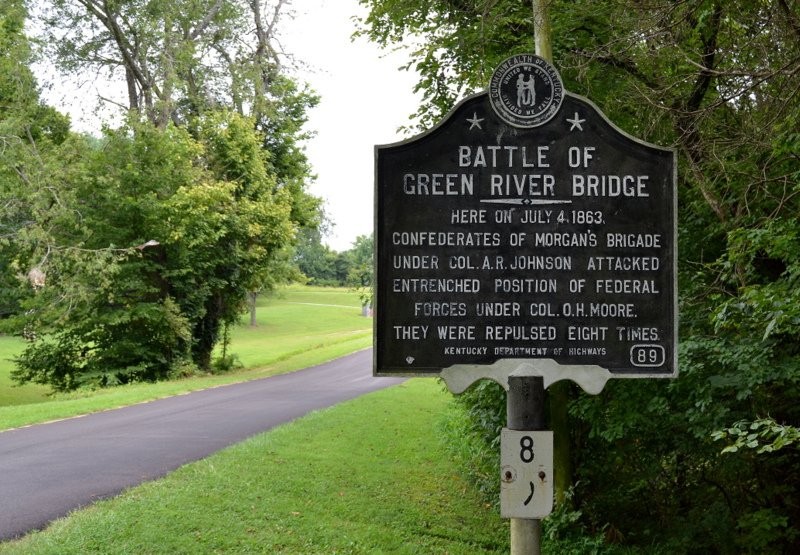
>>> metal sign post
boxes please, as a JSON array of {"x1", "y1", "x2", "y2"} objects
[
  {"x1": 374, "y1": 49, "x2": 677, "y2": 555},
  {"x1": 505, "y1": 376, "x2": 548, "y2": 554}
]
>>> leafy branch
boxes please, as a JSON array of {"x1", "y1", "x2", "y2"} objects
[{"x1": 713, "y1": 418, "x2": 800, "y2": 454}]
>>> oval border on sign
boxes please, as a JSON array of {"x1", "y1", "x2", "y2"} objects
[
  {"x1": 489, "y1": 54, "x2": 564, "y2": 128},
  {"x1": 629, "y1": 344, "x2": 666, "y2": 368}
]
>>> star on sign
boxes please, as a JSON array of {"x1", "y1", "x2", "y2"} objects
[
  {"x1": 567, "y1": 112, "x2": 586, "y2": 131},
  {"x1": 467, "y1": 112, "x2": 484, "y2": 130}
]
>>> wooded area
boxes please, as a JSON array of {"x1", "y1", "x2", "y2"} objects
[
  {"x1": 358, "y1": 0, "x2": 800, "y2": 552},
  {"x1": 0, "y1": 0, "x2": 328, "y2": 389}
]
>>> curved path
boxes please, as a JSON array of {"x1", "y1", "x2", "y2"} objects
[{"x1": 0, "y1": 349, "x2": 403, "y2": 540}]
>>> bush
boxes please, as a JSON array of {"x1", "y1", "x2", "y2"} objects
[{"x1": 211, "y1": 353, "x2": 244, "y2": 374}]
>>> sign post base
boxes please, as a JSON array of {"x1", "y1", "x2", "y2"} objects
[
  {"x1": 506, "y1": 375, "x2": 546, "y2": 555},
  {"x1": 440, "y1": 358, "x2": 613, "y2": 396}
]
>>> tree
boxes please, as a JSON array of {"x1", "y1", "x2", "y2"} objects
[
  {"x1": 0, "y1": 0, "x2": 71, "y2": 325},
  {"x1": 345, "y1": 234, "x2": 373, "y2": 285},
  {"x1": 358, "y1": 0, "x2": 800, "y2": 551},
  {"x1": 178, "y1": 110, "x2": 297, "y2": 369},
  {"x1": 6, "y1": 1, "x2": 322, "y2": 387},
  {"x1": 36, "y1": 0, "x2": 319, "y2": 137},
  {"x1": 293, "y1": 231, "x2": 374, "y2": 290},
  {"x1": 35, "y1": 0, "x2": 321, "y2": 214},
  {"x1": 38, "y1": 0, "x2": 238, "y2": 125},
  {"x1": 294, "y1": 227, "x2": 341, "y2": 285},
  {"x1": 44, "y1": 0, "x2": 321, "y2": 318},
  {"x1": 345, "y1": 234, "x2": 373, "y2": 309},
  {"x1": 0, "y1": 0, "x2": 36, "y2": 321},
  {"x1": 13, "y1": 111, "x2": 298, "y2": 388}
]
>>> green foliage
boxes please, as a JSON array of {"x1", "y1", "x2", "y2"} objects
[
  {"x1": 211, "y1": 353, "x2": 244, "y2": 374},
  {"x1": 441, "y1": 380, "x2": 504, "y2": 504},
  {"x1": 0, "y1": 0, "x2": 69, "y2": 322},
  {"x1": 35, "y1": 0, "x2": 322, "y2": 234},
  {"x1": 0, "y1": 0, "x2": 69, "y2": 144},
  {"x1": 9, "y1": 112, "x2": 299, "y2": 390},
  {"x1": 734, "y1": 508, "x2": 797, "y2": 555},
  {"x1": 10, "y1": 121, "x2": 204, "y2": 388},
  {"x1": 294, "y1": 231, "x2": 376, "y2": 292},
  {"x1": 0, "y1": 336, "x2": 48, "y2": 406},
  {"x1": 714, "y1": 418, "x2": 800, "y2": 455},
  {"x1": 294, "y1": 227, "x2": 344, "y2": 285},
  {"x1": 14, "y1": 296, "x2": 193, "y2": 390},
  {"x1": 1, "y1": 3, "x2": 322, "y2": 394},
  {"x1": 347, "y1": 234, "x2": 374, "y2": 307},
  {"x1": 255, "y1": 74, "x2": 321, "y2": 229},
  {"x1": 542, "y1": 488, "x2": 625, "y2": 555},
  {"x1": 716, "y1": 218, "x2": 800, "y2": 341},
  {"x1": 176, "y1": 111, "x2": 296, "y2": 368}
]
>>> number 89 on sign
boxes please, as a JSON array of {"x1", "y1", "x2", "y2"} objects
[
  {"x1": 500, "y1": 429, "x2": 554, "y2": 519},
  {"x1": 630, "y1": 344, "x2": 666, "y2": 367}
]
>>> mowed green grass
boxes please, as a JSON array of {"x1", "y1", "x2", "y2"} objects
[
  {"x1": 0, "y1": 337, "x2": 49, "y2": 407},
  {"x1": 0, "y1": 286, "x2": 372, "y2": 430},
  {"x1": 0, "y1": 380, "x2": 510, "y2": 554},
  {"x1": 228, "y1": 285, "x2": 369, "y2": 369}
]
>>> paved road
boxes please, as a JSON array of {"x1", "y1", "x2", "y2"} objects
[{"x1": 0, "y1": 349, "x2": 403, "y2": 540}]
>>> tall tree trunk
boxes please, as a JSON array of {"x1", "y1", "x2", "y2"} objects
[
  {"x1": 249, "y1": 291, "x2": 258, "y2": 327},
  {"x1": 193, "y1": 297, "x2": 223, "y2": 371},
  {"x1": 549, "y1": 382, "x2": 572, "y2": 506},
  {"x1": 125, "y1": 66, "x2": 139, "y2": 112}
]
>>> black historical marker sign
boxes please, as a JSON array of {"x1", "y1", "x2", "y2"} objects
[{"x1": 375, "y1": 54, "x2": 677, "y2": 378}]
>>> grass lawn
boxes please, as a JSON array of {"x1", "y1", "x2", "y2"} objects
[
  {"x1": 228, "y1": 285, "x2": 370, "y2": 369},
  {"x1": 0, "y1": 337, "x2": 49, "y2": 407},
  {"x1": 0, "y1": 285, "x2": 372, "y2": 431},
  {"x1": 0, "y1": 379, "x2": 510, "y2": 554}
]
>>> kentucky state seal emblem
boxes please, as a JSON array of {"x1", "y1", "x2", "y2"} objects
[{"x1": 489, "y1": 54, "x2": 564, "y2": 128}]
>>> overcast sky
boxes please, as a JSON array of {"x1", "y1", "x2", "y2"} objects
[
  {"x1": 38, "y1": 0, "x2": 421, "y2": 253},
  {"x1": 282, "y1": 0, "x2": 420, "y2": 251}
]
